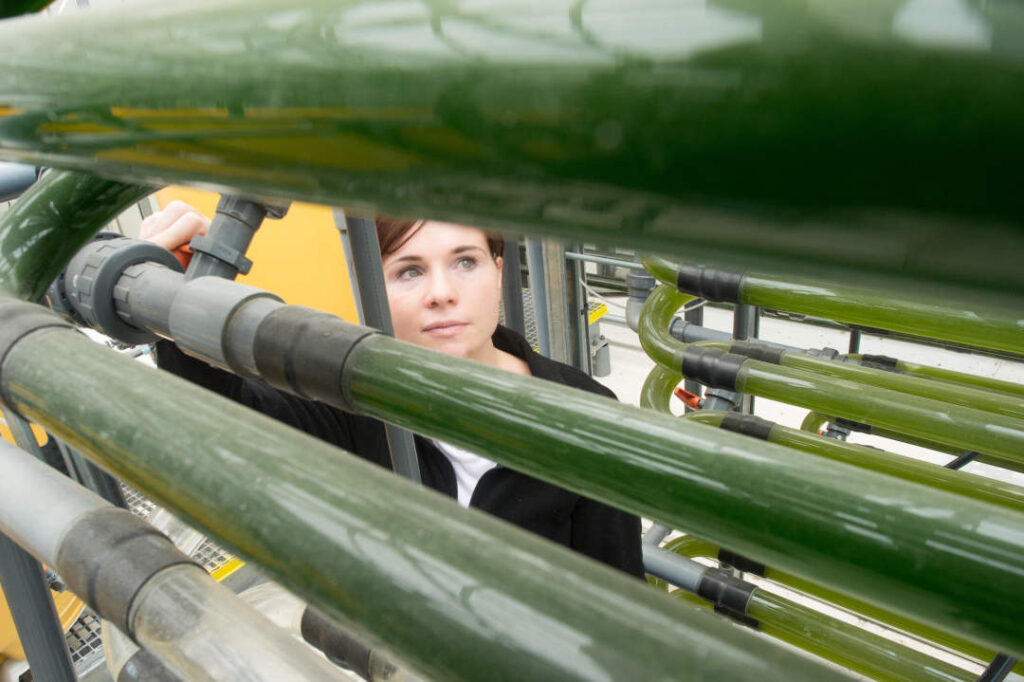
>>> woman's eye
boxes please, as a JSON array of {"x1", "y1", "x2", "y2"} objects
[
  {"x1": 456, "y1": 256, "x2": 477, "y2": 270},
  {"x1": 397, "y1": 266, "x2": 422, "y2": 280}
]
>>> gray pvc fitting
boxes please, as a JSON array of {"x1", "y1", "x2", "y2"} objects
[
  {"x1": 641, "y1": 545, "x2": 706, "y2": 592},
  {"x1": 168, "y1": 277, "x2": 284, "y2": 377},
  {"x1": 625, "y1": 270, "x2": 656, "y2": 332}
]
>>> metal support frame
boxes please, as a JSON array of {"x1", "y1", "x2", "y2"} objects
[
  {"x1": 540, "y1": 239, "x2": 572, "y2": 365},
  {"x1": 0, "y1": 408, "x2": 77, "y2": 682},
  {"x1": 732, "y1": 304, "x2": 759, "y2": 413},
  {"x1": 332, "y1": 210, "x2": 421, "y2": 483},
  {"x1": 0, "y1": 533, "x2": 77, "y2": 682},
  {"x1": 523, "y1": 238, "x2": 550, "y2": 357},
  {"x1": 566, "y1": 242, "x2": 592, "y2": 374},
  {"x1": 499, "y1": 234, "x2": 525, "y2": 337}
]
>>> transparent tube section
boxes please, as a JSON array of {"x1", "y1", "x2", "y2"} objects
[
  {"x1": 130, "y1": 565, "x2": 351, "y2": 682},
  {"x1": 746, "y1": 590, "x2": 975, "y2": 682}
]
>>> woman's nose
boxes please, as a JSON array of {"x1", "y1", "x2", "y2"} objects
[{"x1": 425, "y1": 271, "x2": 457, "y2": 307}]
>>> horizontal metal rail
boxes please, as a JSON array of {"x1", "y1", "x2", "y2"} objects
[{"x1": 0, "y1": 1, "x2": 1022, "y2": 295}]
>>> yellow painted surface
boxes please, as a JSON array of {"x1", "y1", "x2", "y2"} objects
[
  {"x1": 210, "y1": 556, "x2": 245, "y2": 582},
  {"x1": 0, "y1": 420, "x2": 48, "y2": 447},
  {"x1": 154, "y1": 187, "x2": 358, "y2": 321}
]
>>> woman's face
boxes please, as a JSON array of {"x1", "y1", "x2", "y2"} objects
[{"x1": 382, "y1": 222, "x2": 502, "y2": 362}]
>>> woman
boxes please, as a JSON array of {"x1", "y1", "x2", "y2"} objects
[{"x1": 143, "y1": 203, "x2": 643, "y2": 577}]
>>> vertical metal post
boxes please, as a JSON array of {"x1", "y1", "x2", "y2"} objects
[
  {"x1": 540, "y1": 239, "x2": 573, "y2": 366},
  {"x1": 500, "y1": 234, "x2": 526, "y2": 337},
  {"x1": 732, "y1": 304, "x2": 759, "y2": 414},
  {"x1": 332, "y1": 210, "x2": 421, "y2": 483},
  {"x1": 0, "y1": 534, "x2": 78, "y2": 682},
  {"x1": 848, "y1": 328, "x2": 862, "y2": 354},
  {"x1": 0, "y1": 408, "x2": 77, "y2": 682},
  {"x1": 565, "y1": 244, "x2": 592, "y2": 374},
  {"x1": 524, "y1": 238, "x2": 551, "y2": 357},
  {"x1": 683, "y1": 302, "x2": 705, "y2": 409}
]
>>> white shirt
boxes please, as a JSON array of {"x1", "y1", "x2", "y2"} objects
[{"x1": 433, "y1": 440, "x2": 499, "y2": 508}]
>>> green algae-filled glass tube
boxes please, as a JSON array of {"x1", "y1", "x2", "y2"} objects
[
  {"x1": 0, "y1": 323, "x2": 850, "y2": 682},
  {"x1": 685, "y1": 411, "x2": 1024, "y2": 512},
  {"x1": 639, "y1": 285, "x2": 1024, "y2": 467},
  {"x1": 739, "y1": 273, "x2": 1024, "y2": 356},
  {"x1": 2, "y1": 1, "x2": 1024, "y2": 295},
  {"x1": 778, "y1": 352, "x2": 1024, "y2": 421},
  {"x1": 746, "y1": 591, "x2": 975, "y2": 682},
  {"x1": 0, "y1": 170, "x2": 151, "y2": 300},
  {"x1": 341, "y1": 333, "x2": 1024, "y2": 659}
]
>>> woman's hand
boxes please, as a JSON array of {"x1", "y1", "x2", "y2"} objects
[{"x1": 140, "y1": 200, "x2": 211, "y2": 268}]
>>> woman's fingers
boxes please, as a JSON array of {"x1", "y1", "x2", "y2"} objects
[{"x1": 140, "y1": 201, "x2": 211, "y2": 250}]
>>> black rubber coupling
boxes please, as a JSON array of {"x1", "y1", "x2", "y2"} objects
[
  {"x1": 859, "y1": 354, "x2": 900, "y2": 372},
  {"x1": 56, "y1": 507, "x2": 197, "y2": 638},
  {"x1": 720, "y1": 412, "x2": 774, "y2": 441},
  {"x1": 681, "y1": 347, "x2": 747, "y2": 390},
  {"x1": 675, "y1": 264, "x2": 743, "y2": 302},
  {"x1": 301, "y1": 607, "x2": 372, "y2": 679},
  {"x1": 729, "y1": 340, "x2": 783, "y2": 365},
  {"x1": 717, "y1": 549, "x2": 767, "y2": 577},
  {"x1": 696, "y1": 568, "x2": 758, "y2": 628},
  {"x1": 253, "y1": 306, "x2": 377, "y2": 410}
]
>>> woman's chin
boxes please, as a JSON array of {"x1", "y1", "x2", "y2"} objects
[{"x1": 423, "y1": 338, "x2": 471, "y2": 359}]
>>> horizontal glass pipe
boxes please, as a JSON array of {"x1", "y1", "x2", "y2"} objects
[
  {"x1": 889, "y1": 359, "x2": 1024, "y2": 400},
  {"x1": 736, "y1": 357, "x2": 1024, "y2": 467},
  {"x1": 746, "y1": 590, "x2": 975, "y2": 682},
  {"x1": 130, "y1": 565, "x2": 351, "y2": 682},
  {"x1": 739, "y1": 272, "x2": 1024, "y2": 356},
  {"x1": 685, "y1": 411, "x2": 1024, "y2": 513},
  {"x1": 642, "y1": 369, "x2": 1023, "y2": 510},
  {"x1": 642, "y1": 255, "x2": 1024, "y2": 355},
  {"x1": 663, "y1": 534, "x2": 1011, "y2": 670},
  {"x1": 778, "y1": 352, "x2": 1024, "y2": 421},
  {"x1": 640, "y1": 284, "x2": 1024, "y2": 466},
  {"x1": 0, "y1": 170, "x2": 152, "y2": 300},
  {"x1": 692, "y1": 340, "x2": 1024, "y2": 421},
  {"x1": 802, "y1": 413, "x2": 1024, "y2": 477},
  {"x1": 0, "y1": 1, "x2": 1023, "y2": 295},
  {"x1": 341, "y1": 331, "x2": 1024, "y2": 659},
  {"x1": 0, "y1": 325, "x2": 845, "y2": 682},
  {"x1": 656, "y1": 535, "x2": 976, "y2": 681}
]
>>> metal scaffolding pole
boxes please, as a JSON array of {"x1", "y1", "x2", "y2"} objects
[{"x1": 333, "y1": 211, "x2": 421, "y2": 483}]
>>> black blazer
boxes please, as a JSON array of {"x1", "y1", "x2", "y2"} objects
[{"x1": 155, "y1": 325, "x2": 643, "y2": 578}]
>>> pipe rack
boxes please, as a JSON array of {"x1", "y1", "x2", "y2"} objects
[
  {"x1": 0, "y1": 303, "x2": 851, "y2": 682},
  {"x1": 1, "y1": 2, "x2": 1023, "y2": 679},
  {"x1": 10, "y1": 236, "x2": 1024, "y2": 659}
]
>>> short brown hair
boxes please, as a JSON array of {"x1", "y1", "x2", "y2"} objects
[{"x1": 375, "y1": 217, "x2": 503, "y2": 260}]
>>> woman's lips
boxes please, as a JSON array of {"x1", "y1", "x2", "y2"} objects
[{"x1": 423, "y1": 321, "x2": 467, "y2": 337}]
